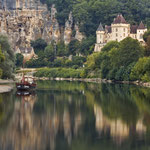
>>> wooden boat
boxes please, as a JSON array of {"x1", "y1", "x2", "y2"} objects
[{"x1": 16, "y1": 75, "x2": 36, "y2": 91}]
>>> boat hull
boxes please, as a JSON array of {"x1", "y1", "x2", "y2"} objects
[{"x1": 16, "y1": 83, "x2": 36, "y2": 91}]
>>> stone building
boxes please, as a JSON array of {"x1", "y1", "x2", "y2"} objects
[{"x1": 94, "y1": 14, "x2": 147, "y2": 52}]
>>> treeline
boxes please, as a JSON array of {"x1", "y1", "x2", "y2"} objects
[
  {"x1": 34, "y1": 68, "x2": 82, "y2": 78},
  {"x1": 40, "y1": 0, "x2": 150, "y2": 36}
]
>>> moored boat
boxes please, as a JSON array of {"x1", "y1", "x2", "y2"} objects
[{"x1": 16, "y1": 75, "x2": 36, "y2": 91}]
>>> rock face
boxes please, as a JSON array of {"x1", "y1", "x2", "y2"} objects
[{"x1": 0, "y1": 0, "x2": 84, "y2": 57}]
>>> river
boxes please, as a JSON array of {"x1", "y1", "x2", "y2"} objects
[{"x1": 0, "y1": 80, "x2": 150, "y2": 150}]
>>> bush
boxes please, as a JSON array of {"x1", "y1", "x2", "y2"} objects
[
  {"x1": 34, "y1": 68, "x2": 82, "y2": 78},
  {"x1": 130, "y1": 57, "x2": 150, "y2": 82}
]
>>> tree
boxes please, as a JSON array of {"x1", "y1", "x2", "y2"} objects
[
  {"x1": 114, "y1": 37, "x2": 144, "y2": 67},
  {"x1": 0, "y1": 35, "x2": 15, "y2": 79},
  {"x1": 101, "y1": 41, "x2": 120, "y2": 52},
  {"x1": 130, "y1": 57, "x2": 150, "y2": 82},
  {"x1": 31, "y1": 38, "x2": 47, "y2": 56},
  {"x1": 143, "y1": 30, "x2": 150, "y2": 42},
  {"x1": 56, "y1": 41, "x2": 68, "y2": 56},
  {"x1": 16, "y1": 53, "x2": 24, "y2": 67},
  {"x1": 0, "y1": 45, "x2": 5, "y2": 78},
  {"x1": 44, "y1": 44, "x2": 55, "y2": 62},
  {"x1": 144, "y1": 36, "x2": 150, "y2": 56},
  {"x1": 68, "y1": 39, "x2": 80, "y2": 55},
  {"x1": 79, "y1": 36, "x2": 95, "y2": 55}
]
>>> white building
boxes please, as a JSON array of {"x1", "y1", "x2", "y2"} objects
[{"x1": 94, "y1": 14, "x2": 147, "y2": 52}]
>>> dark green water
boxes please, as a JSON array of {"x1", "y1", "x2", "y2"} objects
[{"x1": 0, "y1": 81, "x2": 150, "y2": 150}]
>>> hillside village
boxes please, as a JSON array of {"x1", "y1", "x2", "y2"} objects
[{"x1": 95, "y1": 14, "x2": 147, "y2": 52}]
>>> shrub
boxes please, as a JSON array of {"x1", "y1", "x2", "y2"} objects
[
  {"x1": 130, "y1": 57, "x2": 150, "y2": 82},
  {"x1": 34, "y1": 68, "x2": 82, "y2": 78}
]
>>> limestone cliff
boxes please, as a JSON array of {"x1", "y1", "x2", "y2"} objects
[{"x1": 0, "y1": 0, "x2": 84, "y2": 57}]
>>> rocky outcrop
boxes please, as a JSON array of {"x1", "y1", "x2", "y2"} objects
[{"x1": 0, "y1": 0, "x2": 84, "y2": 58}]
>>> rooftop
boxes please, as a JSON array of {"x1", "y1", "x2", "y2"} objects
[
  {"x1": 130, "y1": 25, "x2": 138, "y2": 34},
  {"x1": 138, "y1": 21, "x2": 146, "y2": 30},
  {"x1": 97, "y1": 23, "x2": 104, "y2": 31},
  {"x1": 112, "y1": 14, "x2": 127, "y2": 24}
]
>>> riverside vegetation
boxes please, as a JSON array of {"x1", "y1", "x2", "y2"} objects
[
  {"x1": 3, "y1": 0, "x2": 150, "y2": 83},
  {"x1": 31, "y1": 32, "x2": 150, "y2": 83}
]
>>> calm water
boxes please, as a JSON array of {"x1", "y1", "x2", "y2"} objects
[{"x1": 0, "y1": 81, "x2": 150, "y2": 150}]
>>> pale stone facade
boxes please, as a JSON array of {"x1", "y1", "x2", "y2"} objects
[{"x1": 94, "y1": 14, "x2": 147, "y2": 52}]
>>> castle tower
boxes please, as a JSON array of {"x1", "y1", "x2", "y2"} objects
[
  {"x1": 137, "y1": 21, "x2": 147, "y2": 43},
  {"x1": 111, "y1": 14, "x2": 130, "y2": 42},
  {"x1": 96, "y1": 23, "x2": 105, "y2": 44},
  {"x1": 94, "y1": 23, "x2": 106, "y2": 52}
]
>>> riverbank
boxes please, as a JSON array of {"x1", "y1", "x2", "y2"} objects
[
  {"x1": 0, "y1": 80, "x2": 15, "y2": 93},
  {"x1": 15, "y1": 68, "x2": 150, "y2": 88},
  {"x1": 34, "y1": 77, "x2": 150, "y2": 88}
]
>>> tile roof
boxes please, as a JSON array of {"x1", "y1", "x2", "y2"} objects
[
  {"x1": 138, "y1": 21, "x2": 146, "y2": 30},
  {"x1": 97, "y1": 23, "x2": 104, "y2": 31},
  {"x1": 112, "y1": 14, "x2": 127, "y2": 24},
  {"x1": 105, "y1": 25, "x2": 112, "y2": 33},
  {"x1": 130, "y1": 25, "x2": 138, "y2": 34}
]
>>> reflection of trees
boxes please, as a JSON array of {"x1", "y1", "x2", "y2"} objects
[
  {"x1": 1, "y1": 81, "x2": 150, "y2": 150},
  {"x1": 131, "y1": 87, "x2": 150, "y2": 131},
  {"x1": 0, "y1": 92, "x2": 14, "y2": 128},
  {"x1": 93, "y1": 84, "x2": 150, "y2": 146}
]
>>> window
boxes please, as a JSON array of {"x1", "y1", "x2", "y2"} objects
[
  {"x1": 116, "y1": 28, "x2": 118, "y2": 32},
  {"x1": 124, "y1": 28, "x2": 126, "y2": 32},
  {"x1": 116, "y1": 33, "x2": 118, "y2": 37}
]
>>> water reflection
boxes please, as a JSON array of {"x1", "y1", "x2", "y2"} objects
[{"x1": 0, "y1": 81, "x2": 150, "y2": 149}]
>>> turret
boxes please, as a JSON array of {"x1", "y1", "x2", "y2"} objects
[
  {"x1": 137, "y1": 21, "x2": 147, "y2": 43},
  {"x1": 96, "y1": 23, "x2": 105, "y2": 44}
]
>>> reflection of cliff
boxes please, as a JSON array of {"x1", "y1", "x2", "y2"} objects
[
  {"x1": 94, "y1": 104, "x2": 147, "y2": 144},
  {"x1": 0, "y1": 93, "x2": 84, "y2": 150}
]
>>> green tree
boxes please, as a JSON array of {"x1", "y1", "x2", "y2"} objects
[
  {"x1": 31, "y1": 38, "x2": 47, "y2": 56},
  {"x1": 68, "y1": 39, "x2": 80, "y2": 55},
  {"x1": 16, "y1": 53, "x2": 24, "y2": 67},
  {"x1": 101, "y1": 41, "x2": 120, "y2": 52},
  {"x1": 44, "y1": 44, "x2": 55, "y2": 62},
  {"x1": 0, "y1": 35, "x2": 15, "y2": 79},
  {"x1": 130, "y1": 57, "x2": 150, "y2": 82},
  {"x1": 144, "y1": 36, "x2": 150, "y2": 56},
  {"x1": 143, "y1": 30, "x2": 150, "y2": 42},
  {"x1": 56, "y1": 41, "x2": 68, "y2": 56},
  {"x1": 115, "y1": 37, "x2": 143, "y2": 67}
]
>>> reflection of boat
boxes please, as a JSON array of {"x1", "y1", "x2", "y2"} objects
[
  {"x1": 16, "y1": 90, "x2": 36, "y2": 96},
  {"x1": 16, "y1": 74, "x2": 36, "y2": 91},
  {"x1": 16, "y1": 90, "x2": 36, "y2": 102}
]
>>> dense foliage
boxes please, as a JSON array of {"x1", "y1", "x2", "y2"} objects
[
  {"x1": 26, "y1": 39, "x2": 87, "y2": 68},
  {"x1": 15, "y1": 53, "x2": 24, "y2": 68},
  {"x1": 84, "y1": 37, "x2": 144, "y2": 81},
  {"x1": 34, "y1": 68, "x2": 82, "y2": 78},
  {"x1": 40, "y1": 0, "x2": 150, "y2": 36},
  {"x1": 0, "y1": 35, "x2": 15, "y2": 79}
]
